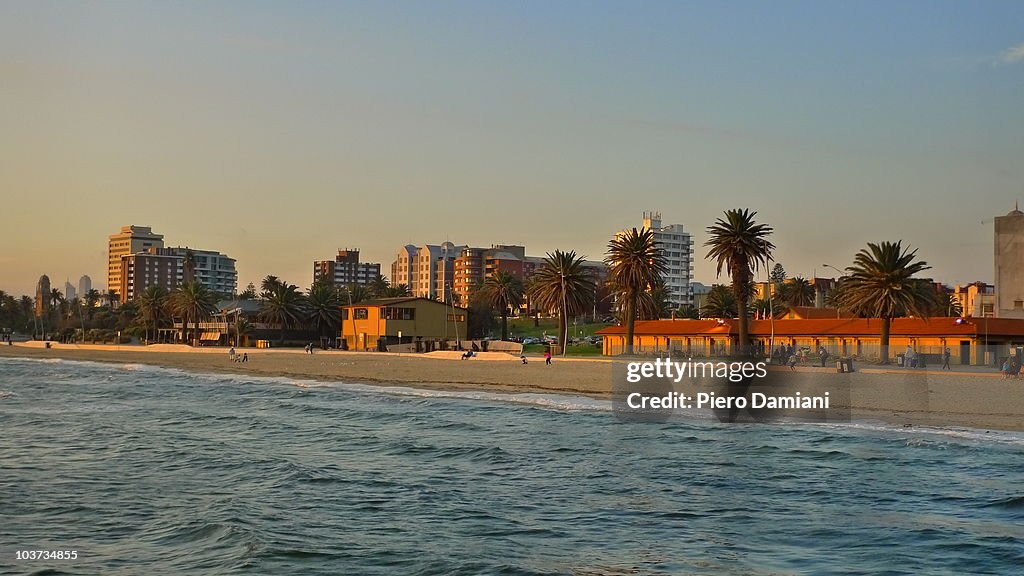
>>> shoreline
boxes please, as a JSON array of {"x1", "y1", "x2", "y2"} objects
[{"x1": 2, "y1": 345, "x2": 1023, "y2": 432}]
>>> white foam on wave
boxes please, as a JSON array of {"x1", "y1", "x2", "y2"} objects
[{"x1": 4, "y1": 355, "x2": 1023, "y2": 443}]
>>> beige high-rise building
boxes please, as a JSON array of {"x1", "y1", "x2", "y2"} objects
[
  {"x1": 108, "y1": 226, "x2": 164, "y2": 297},
  {"x1": 995, "y1": 206, "x2": 1024, "y2": 318},
  {"x1": 391, "y1": 242, "x2": 465, "y2": 302}
]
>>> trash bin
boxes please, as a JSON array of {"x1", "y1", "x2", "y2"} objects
[
  {"x1": 836, "y1": 360, "x2": 844, "y2": 373},
  {"x1": 896, "y1": 354, "x2": 905, "y2": 367}
]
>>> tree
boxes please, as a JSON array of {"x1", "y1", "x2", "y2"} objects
[
  {"x1": 170, "y1": 281, "x2": 217, "y2": 346},
  {"x1": 369, "y1": 275, "x2": 390, "y2": 298},
  {"x1": 606, "y1": 227, "x2": 669, "y2": 354},
  {"x1": 137, "y1": 285, "x2": 169, "y2": 343},
  {"x1": 705, "y1": 209, "x2": 774, "y2": 354},
  {"x1": 769, "y1": 263, "x2": 786, "y2": 285},
  {"x1": 635, "y1": 278, "x2": 673, "y2": 321},
  {"x1": 836, "y1": 241, "x2": 935, "y2": 364},
  {"x1": 701, "y1": 284, "x2": 738, "y2": 319},
  {"x1": 526, "y1": 250, "x2": 596, "y2": 352},
  {"x1": 675, "y1": 304, "x2": 701, "y2": 320},
  {"x1": 84, "y1": 289, "x2": 101, "y2": 320},
  {"x1": 306, "y1": 281, "x2": 342, "y2": 342},
  {"x1": 933, "y1": 291, "x2": 963, "y2": 317},
  {"x1": 382, "y1": 284, "x2": 412, "y2": 298},
  {"x1": 260, "y1": 275, "x2": 282, "y2": 295},
  {"x1": 260, "y1": 280, "x2": 306, "y2": 345},
  {"x1": 104, "y1": 289, "x2": 119, "y2": 309},
  {"x1": 239, "y1": 283, "x2": 258, "y2": 300},
  {"x1": 482, "y1": 270, "x2": 524, "y2": 340},
  {"x1": 780, "y1": 276, "x2": 814, "y2": 309}
]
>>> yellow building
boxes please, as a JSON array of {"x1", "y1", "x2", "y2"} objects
[{"x1": 340, "y1": 297, "x2": 468, "y2": 351}]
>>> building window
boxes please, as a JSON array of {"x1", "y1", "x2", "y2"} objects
[
  {"x1": 354, "y1": 308, "x2": 369, "y2": 320},
  {"x1": 447, "y1": 313, "x2": 466, "y2": 322}
]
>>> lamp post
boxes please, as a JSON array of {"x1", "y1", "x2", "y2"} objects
[{"x1": 822, "y1": 264, "x2": 844, "y2": 319}]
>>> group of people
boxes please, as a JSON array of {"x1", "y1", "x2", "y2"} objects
[
  {"x1": 771, "y1": 344, "x2": 800, "y2": 370},
  {"x1": 1001, "y1": 355, "x2": 1021, "y2": 378},
  {"x1": 304, "y1": 343, "x2": 316, "y2": 354},
  {"x1": 227, "y1": 347, "x2": 248, "y2": 363}
]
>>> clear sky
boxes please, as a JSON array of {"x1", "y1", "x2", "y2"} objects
[{"x1": 2, "y1": 1, "x2": 1022, "y2": 296}]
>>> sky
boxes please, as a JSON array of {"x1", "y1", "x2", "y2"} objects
[{"x1": 1, "y1": 1, "x2": 1023, "y2": 296}]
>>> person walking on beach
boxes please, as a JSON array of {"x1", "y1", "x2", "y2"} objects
[
  {"x1": 242, "y1": 352, "x2": 248, "y2": 363},
  {"x1": 544, "y1": 350, "x2": 552, "y2": 365},
  {"x1": 228, "y1": 346, "x2": 236, "y2": 361},
  {"x1": 942, "y1": 348, "x2": 951, "y2": 371}
]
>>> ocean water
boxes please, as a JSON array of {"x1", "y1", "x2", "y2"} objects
[{"x1": 1, "y1": 357, "x2": 1022, "y2": 575}]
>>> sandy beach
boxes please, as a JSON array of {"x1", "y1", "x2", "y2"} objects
[{"x1": 2, "y1": 344, "x2": 1023, "y2": 432}]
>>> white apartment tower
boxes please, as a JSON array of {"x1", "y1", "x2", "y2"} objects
[{"x1": 619, "y1": 212, "x2": 695, "y2": 308}]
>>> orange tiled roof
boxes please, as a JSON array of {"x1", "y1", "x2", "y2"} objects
[{"x1": 596, "y1": 317, "x2": 1024, "y2": 337}]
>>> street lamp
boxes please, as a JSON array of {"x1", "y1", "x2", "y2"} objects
[{"x1": 822, "y1": 264, "x2": 845, "y2": 319}]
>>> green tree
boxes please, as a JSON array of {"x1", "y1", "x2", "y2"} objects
[
  {"x1": 239, "y1": 282, "x2": 258, "y2": 300},
  {"x1": 369, "y1": 275, "x2": 391, "y2": 298},
  {"x1": 701, "y1": 284, "x2": 738, "y2": 319},
  {"x1": 481, "y1": 270, "x2": 524, "y2": 341},
  {"x1": 526, "y1": 250, "x2": 596, "y2": 352},
  {"x1": 606, "y1": 227, "x2": 669, "y2": 354},
  {"x1": 170, "y1": 281, "x2": 217, "y2": 346},
  {"x1": 260, "y1": 280, "x2": 306, "y2": 345},
  {"x1": 306, "y1": 281, "x2": 342, "y2": 342},
  {"x1": 781, "y1": 276, "x2": 814, "y2": 309},
  {"x1": 137, "y1": 285, "x2": 169, "y2": 343},
  {"x1": 836, "y1": 241, "x2": 935, "y2": 364},
  {"x1": 675, "y1": 304, "x2": 701, "y2": 320},
  {"x1": 705, "y1": 209, "x2": 774, "y2": 354}
]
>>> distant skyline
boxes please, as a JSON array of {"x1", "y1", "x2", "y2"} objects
[{"x1": 2, "y1": 1, "x2": 1022, "y2": 296}]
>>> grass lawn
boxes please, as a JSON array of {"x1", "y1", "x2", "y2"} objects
[
  {"x1": 506, "y1": 316, "x2": 614, "y2": 340},
  {"x1": 522, "y1": 343, "x2": 605, "y2": 356}
]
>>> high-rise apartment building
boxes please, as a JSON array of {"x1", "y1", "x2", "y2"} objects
[
  {"x1": 616, "y1": 212, "x2": 694, "y2": 307},
  {"x1": 313, "y1": 249, "x2": 381, "y2": 288},
  {"x1": 391, "y1": 243, "x2": 466, "y2": 302},
  {"x1": 165, "y1": 247, "x2": 237, "y2": 296},
  {"x1": 63, "y1": 280, "x2": 76, "y2": 301},
  {"x1": 452, "y1": 245, "x2": 527, "y2": 304},
  {"x1": 35, "y1": 275, "x2": 51, "y2": 316},
  {"x1": 119, "y1": 250, "x2": 184, "y2": 302},
  {"x1": 78, "y1": 275, "x2": 92, "y2": 298},
  {"x1": 108, "y1": 226, "x2": 164, "y2": 297},
  {"x1": 995, "y1": 206, "x2": 1024, "y2": 318}
]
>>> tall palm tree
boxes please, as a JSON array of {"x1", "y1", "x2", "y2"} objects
[
  {"x1": 482, "y1": 270, "x2": 524, "y2": 341},
  {"x1": 170, "y1": 281, "x2": 217, "y2": 346},
  {"x1": 137, "y1": 285, "x2": 169, "y2": 343},
  {"x1": 383, "y1": 284, "x2": 412, "y2": 298},
  {"x1": 701, "y1": 284, "x2": 738, "y2": 319},
  {"x1": 837, "y1": 241, "x2": 935, "y2": 364},
  {"x1": 606, "y1": 227, "x2": 668, "y2": 355},
  {"x1": 260, "y1": 281, "x2": 306, "y2": 345},
  {"x1": 84, "y1": 289, "x2": 101, "y2": 320},
  {"x1": 105, "y1": 289, "x2": 119, "y2": 309},
  {"x1": 306, "y1": 281, "x2": 342, "y2": 342},
  {"x1": 934, "y1": 291, "x2": 963, "y2": 317},
  {"x1": 635, "y1": 278, "x2": 673, "y2": 321},
  {"x1": 526, "y1": 250, "x2": 595, "y2": 352},
  {"x1": 705, "y1": 209, "x2": 774, "y2": 355}
]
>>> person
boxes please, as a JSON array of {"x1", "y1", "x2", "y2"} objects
[
  {"x1": 905, "y1": 346, "x2": 916, "y2": 368},
  {"x1": 942, "y1": 348, "x2": 951, "y2": 371},
  {"x1": 788, "y1": 353, "x2": 797, "y2": 371},
  {"x1": 242, "y1": 352, "x2": 248, "y2": 363},
  {"x1": 1001, "y1": 358, "x2": 1010, "y2": 379},
  {"x1": 544, "y1": 350, "x2": 552, "y2": 365},
  {"x1": 819, "y1": 346, "x2": 829, "y2": 368},
  {"x1": 520, "y1": 354, "x2": 528, "y2": 364},
  {"x1": 228, "y1": 346, "x2": 236, "y2": 360},
  {"x1": 461, "y1": 350, "x2": 474, "y2": 359}
]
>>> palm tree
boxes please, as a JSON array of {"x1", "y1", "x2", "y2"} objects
[
  {"x1": 260, "y1": 275, "x2": 282, "y2": 296},
  {"x1": 934, "y1": 291, "x2": 963, "y2": 317},
  {"x1": 635, "y1": 278, "x2": 673, "y2": 321},
  {"x1": 260, "y1": 281, "x2": 306, "y2": 345},
  {"x1": 382, "y1": 284, "x2": 412, "y2": 298},
  {"x1": 676, "y1": 304, "x2": 701, "y2": 320},
  {"x1": 306, "y1": 281, "x2": 342, "y2": 343},
  {"x1": 780, "y1": 276, "x2": 814, "y2": 309},
  {"x1": 369, "y1": 275, "x2": 391, "y2": 298},
  {"x1": 482, "y1": 270, "x2": 524, "y2": 341},
  {"x1": 705, "y1": 209, "x2": 774, "y2": 355},
  {"x1": 137, "y1": 285, "x2": 169, "y2": 343},
  {"x1": 105, "y1": 289, "x2": 119, "y2": 309},
  {"x1": 526, "y1": 250, "x2": 595, "y2": 352},
  {"x1": 170, "y1": 281, "x2": 217, "y2": 346},
  {"x1": 605, "y1": 227, "x2": 669, "y2": 354},
  {"x1": 836, "y1": 241, "x2": 935, "y2": 364},
  {"x1": 701, "y1": 284, "x2": 738, "y2": 318},
  {"x1": 84, "y1": 289, "x2": 101, "y2": 320}
]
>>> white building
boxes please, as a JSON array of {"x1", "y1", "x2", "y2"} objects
[
  {"x1": 78, "y1": 275, "x2": 92, "y2": 298},
  {"x1": 618, "y1": 212, "x2": 695, "y2": 307},
  {"x1": 167, "y1": 247, "x2": 238, "y2": 296}
]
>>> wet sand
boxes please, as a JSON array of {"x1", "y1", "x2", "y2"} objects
[{"x1": 2, "y1": 345, "x2": 1023, "y2": 432}]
